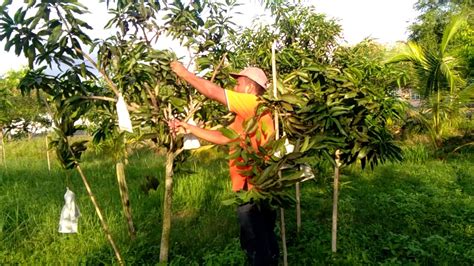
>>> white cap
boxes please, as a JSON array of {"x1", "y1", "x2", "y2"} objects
[{"x1": 230, "y1": 67, "x2": 268, "y2": 89}]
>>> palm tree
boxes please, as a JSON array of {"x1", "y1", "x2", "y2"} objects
[{"x1": 388, "y1": 15, "x2": 467, "y2": 146}]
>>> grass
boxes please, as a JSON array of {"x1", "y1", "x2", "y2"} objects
[{"x1": 0, "y1": 136, "x2": 473, "y2": 265}]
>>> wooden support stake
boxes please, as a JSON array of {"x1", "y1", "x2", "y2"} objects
[
  {"x1": 1, "y1": 131, "x2": 5, "y2": 169},
  {"x1": 75, "y1": 165, "x2": 124, "y2": 265},
  {"x1": 296, "y1": 181, "x2": 301, "y2": 234},
  {"x1": 272, "y1": 40, "x2": 288, "y2": 266},
  {"x1": 331, "y1": 150, "x2": 342, "y2": 253},
  {"x1": 46, "y1": 134, "x2": 51, "y2": 173}
]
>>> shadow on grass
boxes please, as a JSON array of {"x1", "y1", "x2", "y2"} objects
[
  {"x1": 280, "y1": 149, "x2": 474, "y2": 265},
  {"x1": 334, "y1": 160, "x2": 473, "y2": 264}
]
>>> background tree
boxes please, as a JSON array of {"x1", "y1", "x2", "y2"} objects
[
  {"x1": 0, "y1": 68, "x2": 50, "y2": 168},
  {"x1": 389, "y1": 15, "x2": 468, "y2": 146},
  {"x1": 0, "y1": 69, "x2": 50, "y2": 139},
  {"x1": 229, "y1": 3, "x2": 341, "y2": 73},
  {"x1": 409, "y1": 0, "x2": 473, "y2": 96},
  {"x1": 409, "y1": 0, "x2": 466, "y2": 48},
  {"x1": 0, "y1": 74, "x2": 11, "y2": 166}
]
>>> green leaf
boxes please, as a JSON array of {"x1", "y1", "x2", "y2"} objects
[
  {"x1": 219, "y1": 127, "x2": 239, "y2": 140},
  {"x1": 169, "y1": 96, "x2": 187, "y2": 108},
  {"x1": 227, "y1": 149, "x2": 241, "y2": 160},
  {"x1": 300, "y1": 135, "x2": 311, "y2": 153},
  {"x1": 280, "y1": 94, "x2": 303, "y2": 105},
  {"x1": 48, "y1": 25, "x2": 63, "y2": 45}
]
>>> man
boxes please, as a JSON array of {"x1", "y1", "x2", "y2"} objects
[{"x1": 169, "y1": 61, "x2": 279, "y2": 265}]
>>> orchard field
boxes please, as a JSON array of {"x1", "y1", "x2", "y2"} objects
[
  {"x1": 0, "y1": 136, "x2": 473, "y2": 265},
  {"x1": 0, "y1": 0, "x2": 473, "y2": 265}
]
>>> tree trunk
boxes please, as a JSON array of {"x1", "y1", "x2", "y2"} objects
[
  {"x1": 159, "y1": 151, "x2": 175, "y2": 263},
  {"x1": 116, "y1": 161, "x2": 136, "y2": 239},
  {"x1": 434, "y1": 89, "x2": 442, "y2": 147},
  {"x1": 296, "y1": 182, "x2": 301, "y2": 234},
  {"x1": 75, "y1": 165, "x2": 124, "y2": 265},
  {"x1": 331, "y1": 151, "x2": 341, "y2": 253}
]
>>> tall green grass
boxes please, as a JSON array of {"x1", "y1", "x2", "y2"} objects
[{"x1": 0, "y1": 136, "x2": 473, "y2": 264}]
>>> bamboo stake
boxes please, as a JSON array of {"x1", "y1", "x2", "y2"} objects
[
  {"x1": 46, "y1": 134, "x2": 51, "y2": 173},
  {"x1": 1, "y1": 130, "x2": 5, "y2": 169},
  {"x1": 113, "y1": 132, "x2": 136, "y2": 240},
  {"x1": 296, "y1": 181, "x2": 301, "y2": 234},
  {"x1": 75, "y1": 164, "x2": 124, "y2": 265},
  {"x1": 80, "y1": 96, "x2": 117, "y2": 102},
  {"x1": 331, "y1": 149, "x2": 342, "y2": 253},
  {"x1": 272, "y1": 41, "x2": 288, "y2": 266}
]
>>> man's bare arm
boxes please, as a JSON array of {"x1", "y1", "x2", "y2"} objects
[
  {"x1": 169, "y1": 119, "x2": 235, "y2": 145},
  {"x1": 171, "y1": 61, "x2": 227, "y2": 106}
]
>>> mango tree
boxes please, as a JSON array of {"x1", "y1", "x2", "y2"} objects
[
  {"x1": 0, "y1": 1, "x2": 140, "y2": 258},
  {"x1": 1, "y1": 0, "x2": 240, "y2": 263},
  {"x1": 224, "y1": 2, "x2": 403, "y2": 254},
  {"x1": 98, "y1": 1, "x2": 240, "y2": 261},
  {"x1": 226, "y1": 3, "x2": 341, "y2": 257},
  {"x1": 18, "y1": 68, "x2": 125, "y2": 263}
]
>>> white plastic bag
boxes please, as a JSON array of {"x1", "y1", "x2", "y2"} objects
[
  {"x1": 274, "y1": 138, "x2": 295, "y2": 159},
  {"x1": 183, "y1": 118, "x2": 200, "y2": 150},
  {"x1": 58, "y1": 187, "x2": 81, "y2": 234},
  {"x1": 116, "y1": 94, "x2": 133, "y2": 133},
  {"x1": 300, "y1": 164, "x2": 315, "y2": 182},
  {"x1": 284, "y1": 138, "x2": 294, "y2": 153}
]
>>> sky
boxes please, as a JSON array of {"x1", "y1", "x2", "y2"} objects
[{"x1": 0, "y1": 0, "x2": 419, "y2": 76}]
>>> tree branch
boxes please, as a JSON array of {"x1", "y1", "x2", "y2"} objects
[
  {"x1": 183, "y1": 52, "x2": 227, "y2": 122},
  {"x1": 55, "y1": 5, "x2": 121, "y2": 97},
  {"x1": 80, "y1": 96, "x2": 116, "y2": 102}
]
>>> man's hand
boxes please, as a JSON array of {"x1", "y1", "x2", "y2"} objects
[
  {"x1": 170, "y1": 60, "x2": 227, "y2": 106},
  {"x1": 170, "y1": 61, "x2": 189, "y2": 78},
  {"x1": 168, "y1": 119, "x2": 189, "y2": 137}
]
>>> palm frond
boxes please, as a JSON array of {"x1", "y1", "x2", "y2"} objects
[
  {"x1": 386, "y1": 42, "x2": 427, "y2": 68},
  {"x1": 421, "y1": 50, "x2": 443, "y2": 96},
  {"x1": 439, "y1": 59, "x2": 456, "y2": 93},
  {"x1": 440, "y1": 15, "x2": 466, "y2": 55},
  {"x1": 458, "y1": 83, "x2": 474, "y2": 104}
]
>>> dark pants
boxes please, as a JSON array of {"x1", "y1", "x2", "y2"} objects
[{"x1": 237, "y1": 202, "x2": 279, "y2": 266}]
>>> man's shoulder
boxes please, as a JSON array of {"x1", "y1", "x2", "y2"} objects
[
  {"x1": 226, "y1": 89, "x2": 258, "y2": 98},
  {"x1": 226, "y1": 89, "x2": 259, "y2": 107}
]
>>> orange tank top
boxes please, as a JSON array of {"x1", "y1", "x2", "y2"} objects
[{"x1": 225, "y1": 89, "x2": 274, "y2": 191}]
